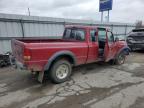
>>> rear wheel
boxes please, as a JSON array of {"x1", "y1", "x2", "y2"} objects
[
  {"x1": 115, "y1": 52, "x2": 126, "y2": 65},
  {"x1": 50, "y1": 59, "x2": 72, "y2": 84}
]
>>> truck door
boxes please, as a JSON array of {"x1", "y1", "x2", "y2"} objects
[
  {"x1": 104, "y1": 30, "x2": 116, "y2": 62},
  {"x1": 87, "y1": 29, "x2": 99, "y2": 63}
]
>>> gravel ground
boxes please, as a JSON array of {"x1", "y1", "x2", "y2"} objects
[{"x1": 0, "y1": 52, "x2": 144, "y2": 108}]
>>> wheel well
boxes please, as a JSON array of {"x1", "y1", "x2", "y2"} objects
[
  {"x1": 115, "y1": 48, "x2": 129, "y2": 59},
  {"x1": 122, "y1": 48, "x2": 130, "y2": 55},
  {"x1": 48, "y1": 55, "x2": 75, "y2": 71},
  {"x1": 54, "y1": 55, "x2": 75, "y2": 64}
]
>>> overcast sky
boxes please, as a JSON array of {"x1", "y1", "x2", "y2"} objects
[{"x1": 0, "y1": 0, "x2": 144, "y2": 23}]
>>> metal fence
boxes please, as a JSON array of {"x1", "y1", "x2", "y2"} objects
[{"x1": 0, "y1": 13, "x2": 136, "y2": 54}]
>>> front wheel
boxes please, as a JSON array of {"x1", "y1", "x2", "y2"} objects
[
  {"x1": 115, "y1": 52, "x2": 126, "y2": 65},
  {"x1": 50, "y1": 59, "x2": 72, "y2": 84}
]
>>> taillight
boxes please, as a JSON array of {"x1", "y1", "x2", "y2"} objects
[{"x1": 24, "y1": 48, "x2": 31, "y2": 61}]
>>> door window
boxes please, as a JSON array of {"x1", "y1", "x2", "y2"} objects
[
  {"x1": 98, "y1": 29, "x2": 106, "y2": 49},
  {"x1": 107, "y1": 32, "x2": 114, "y2": 42},
  {"x1": 98, "y1": 29, "x2": 106, "y2": 41},
  {"x1": 90, "y1": 30, "x2": 97, "y2": 42}
]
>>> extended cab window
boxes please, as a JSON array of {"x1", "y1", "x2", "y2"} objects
[
  {"x1": 90, "y1": 30, "x2": 97, "y2": 42},
  {"x1": 63, "y1": 28, "x2": 85, "y2": 41}
]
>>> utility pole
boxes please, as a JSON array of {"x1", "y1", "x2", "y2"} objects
[
  {"x1": 28, "y1": 7, "x2": 31, "y2": 16},
  {"x1": 108, "y1": 10, "x2": 110, "y2": 22},
  {"x1": 101, "y1": 11, "x2": 103, "y2": 23}
]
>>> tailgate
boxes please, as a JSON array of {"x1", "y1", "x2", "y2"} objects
[{"x1": 11, "y1": 39, "x2": 24, "y2": 63}]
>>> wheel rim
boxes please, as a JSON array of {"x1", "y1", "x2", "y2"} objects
[
  {"x1": 118, "y1": 54, "x2": 125, "y2": 64},
  {"x1": 56, "y1": 64, "x2": 69, "y2": 79}
]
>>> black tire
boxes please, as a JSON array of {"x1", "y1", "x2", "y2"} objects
[
  {"x1": 0, "y1": 63, "x2": 2, "y2": 67},
  {"x1": 115, "y1": 51, "x2": 126, "y2": 65},
  {"x1": 0, "y1": 60, "x2": 4, "y2": 67},
  {"x1": 49, "y1": 59, "x2": 72, "y2": 84},
  {"x1": 109, "y1": 59, "x2": 115, "y2": 65},
  {"x1": 129, "y1": 47, "x2": 134, "y2": 52}
]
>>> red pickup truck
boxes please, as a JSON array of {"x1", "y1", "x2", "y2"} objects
[{"x1": 12, "y1": 25, "x2": 130, "y2": 83}]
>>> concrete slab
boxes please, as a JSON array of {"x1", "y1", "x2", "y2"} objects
[{"x1": 0, "y1": 52, "x2": 144, "y2": 108}]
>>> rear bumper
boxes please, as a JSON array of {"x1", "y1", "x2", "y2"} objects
[
  {"x1": 14, "y1": 60, "x2": 27, "y2": 70},
  {"x1": 14, "y1": 60, "x2": 44, "y2": 72}
]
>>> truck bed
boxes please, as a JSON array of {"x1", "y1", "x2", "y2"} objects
[
  {"x1": 11, "y1": 38, "x2": 89, "y2": 71},
  {"x1": 17, "y1": 38, "x2": 81, "y2": 44}
]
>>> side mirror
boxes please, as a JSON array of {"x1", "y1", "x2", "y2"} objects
[{"x1": 115, "y1": 37, "x2": 119, "y2": 42}]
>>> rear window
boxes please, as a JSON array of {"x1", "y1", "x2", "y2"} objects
[{"x1": 63, "y1": 28, "x2": 85, "y2": 41}]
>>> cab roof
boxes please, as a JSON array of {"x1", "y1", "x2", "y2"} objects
[{"x1": 65, "y1": 25, "x2": 107, "y2": 30}]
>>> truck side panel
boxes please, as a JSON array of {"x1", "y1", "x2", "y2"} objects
[{"x1": 25, "y1": 42, "x2": 88, "y2": 71}]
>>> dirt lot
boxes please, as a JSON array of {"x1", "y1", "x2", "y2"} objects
[{"x1": 0, "y1": 52, "x2": 144, "y2": 108}]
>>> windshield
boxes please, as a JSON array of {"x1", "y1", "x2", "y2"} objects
[{"x1": 114, "y1": 35, "x2": 126, "y2": 41}]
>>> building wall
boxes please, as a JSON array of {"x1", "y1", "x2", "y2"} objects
[{"x1": 0, "y1": 13, "x2": 136, "y2": 54}]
